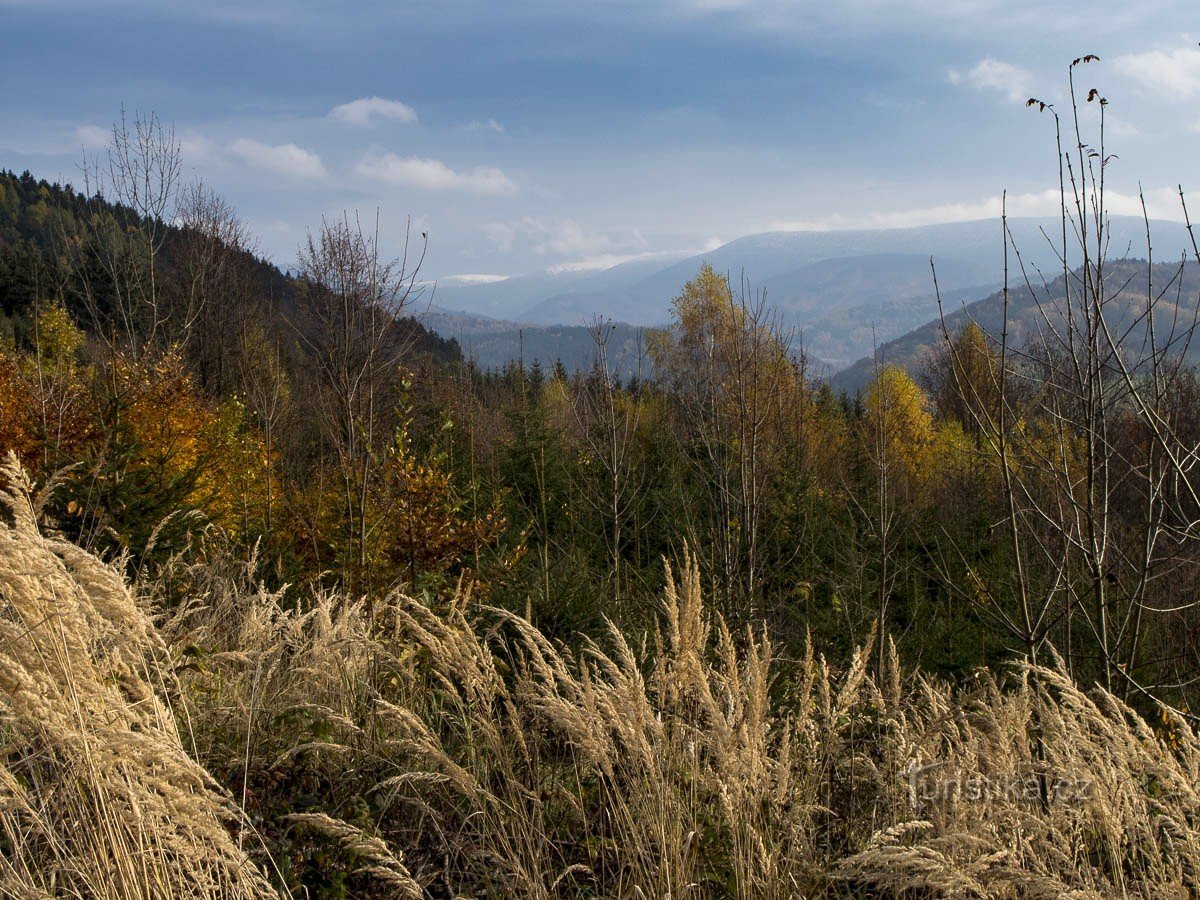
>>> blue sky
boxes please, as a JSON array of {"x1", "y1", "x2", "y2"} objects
[{"x1": 2, "y1": 0, "x2": 1199, "y2": 282}]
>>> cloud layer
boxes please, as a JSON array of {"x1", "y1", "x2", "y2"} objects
[
  {"x1": 230, "y1": 138, "x2": 326, "y2": 179},
  {"x1": 73, "y1": 124, "x2": 110, "y2": 149},
  {"x1": 949, "y1": 58, "x2": 1035, "y2": 104},
  {"x1": 1114, "y1": 45, "x2": 1200, "y2": 99},
  {"x1": 439, "y1": 273, "x2": 511, "y2": 285},
  {"x1": 769, "y1": 186, "x2": 1186, "y2": 232},
  {"x1": 329, "y1": 97, "x2": 419, "y2": 126},
  {"x1": 357, "y1": 153, "x2": 516, "y2": 195}
]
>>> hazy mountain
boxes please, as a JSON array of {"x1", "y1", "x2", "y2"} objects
[
  {"x1": 833, "y1": 259, "x2": 1200, "y2": 394},
  {"x1": 432, "y1": 217, "x2": 1195, "y2": 372},
  {"x1": 430, "y1": 253, "x2": 689, "y2": 322},
  {"x1": 417, "y1": 306, "x2": 654, "y2": 379}
]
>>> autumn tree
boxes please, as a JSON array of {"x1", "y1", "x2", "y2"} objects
[
  {"x1": 377, "y1": 428, "x2": 506, "y2": 595},
  {"x1": 854, "y1": 365, "x2": 936, "y2": 666},
  {"x1": 651, "y1": 264, "x2": 799, "y2": 618},
  {"x1": 924, "y1": 320, "x2": 1003, "y2": 444},
  {"x1": 292, "y1": 213, "x2": 425, "y2": 596}
]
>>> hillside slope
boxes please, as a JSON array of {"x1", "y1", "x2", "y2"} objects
[
  {"x1": 834, "y1": 259, "x2": 1200, "y2": 392},
  {"x1": 0, "y1": 169, "x2": 461, "y2": 370}
]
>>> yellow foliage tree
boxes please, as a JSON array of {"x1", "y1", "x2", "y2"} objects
[
  {"x1": 378, "y1": 433, "x2": 507, "y2": 595},
  {"x1": 927, "y1": 321, "x2": 1002, "y2": 441},
  {"x1": 650, "y1": 264, "x2": 803, "y2": 611},
  {"x1": 0, "y1": 306, "x2": 277, "y2": 553},
  {"x1": 109, "y1": 353, "x2": 276, "y2": 541},
  {"x1": 0, "y1": 302, "x2": 96, "y2": 471},
  {"x1": 0, "y1": 352, "x2": 38, "y2": 463},
  {"x1": 862, "y1": 365, "x2": 936, "y2": 498}
]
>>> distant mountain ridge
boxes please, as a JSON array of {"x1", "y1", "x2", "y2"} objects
[
  {"x1": 415, "y1": 305, "x2": 652, "y2": 379},
  {"x1": 834, "y1": 259, "x2": 1200, "y2": 394},
  {"x1": 430, "y1": 216, "x2": 1195, "y2": 373}
]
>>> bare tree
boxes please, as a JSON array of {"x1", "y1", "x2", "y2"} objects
[
  {"x1": 294, "y1": 212, "x2": 427, "y2": 597},
  {"x1": 175, "y1": 181, "x2": 260, "y2": 392},
  {"x1": 936, "y1": 56, "x2": 1200, "y2": 714},
  {"x1": 67, "y1": 110, "x2": 183, "y2": 358}
]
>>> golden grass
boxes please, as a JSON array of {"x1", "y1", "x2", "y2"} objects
[
  {"x1": 0, "y1": 453, "x2": 277, "y2": 898},
  {"x1": 4, "y1": 452, "x2": 1200, "y2": 897}
]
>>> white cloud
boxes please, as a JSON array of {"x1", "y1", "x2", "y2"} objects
[
  {"x1": 179, "y1": 132, "x2": 218, "y2": 163},
  {"x1": 329, "y1": 96, "x2": 419, "y2": 126},
  {"x1": 546, "y1": 250, "x2": 678, "y2": 274},
  {"x1": 1114, "y1": 45, "x2": 1200, "y2": 99},
  {"x1": 466, "y1": 118, "x2": 505, "y2": 133},
  {"x1": 479, "y1": 218, "x2": 723, "y2": 274},
  {"x1": 77, "y1": 125, "x2": 224, "y2": 167},
  {"x1": 357, "y1": 153, "x2": 517, "y2": 195},
  {"x1": 769, "y1": 186, "x2": 1185, "y2": 232},
  {"x1": 948, "y1": 58, "x2": 1036, "y2": 104},
  {"x1": 440, "y1": 273, "x2": 511, "y2": 285},
  {"x1": 533, "y1": 219, "x2": 606, "y2": 256},
  {"x1": 545, "y1": 237, "x2": 730, "y2": 274},
  {"x1": 230, "y1": 138, "x2": 326, "y2": 179},
  {"x1": 74, "y1": 124, "x2": 110, "y2": 149},
  {"x1": 481, "y1": 218, "x2": 719, "y2": 273},
  {"x1": 482, "y1": 217, "x2": 629, "y2": 257}
]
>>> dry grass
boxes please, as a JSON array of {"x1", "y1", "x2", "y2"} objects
[
  {"x1": 4, "y1": 452, "x2": 1200, "y2": 897},
  {"x1": 166, "y1": 542, "x2": 1200, "y2": 897},
  {"x1": 0, "y1": 452, "x2": 277, "y2": 898}
]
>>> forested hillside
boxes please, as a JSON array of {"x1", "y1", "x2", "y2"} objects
[
  {"x1": 0, "y1": 161, "x2": 1001, "y2": 671},
  {"x1": 836, "y1": 258, "x2": 1200, "y2": 391},
  {"x1": 0, "y1": 168, "x2": 461, "y2": 364}
]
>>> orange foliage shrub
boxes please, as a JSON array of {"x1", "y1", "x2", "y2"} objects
[
  {"x1": 0, "y1": 306, "x2": 276, "y2": 545},
  {"x1": 0, "y1": 353, "x2": 38, "y2": 463},
  {"x1": 107, "y1": 353, "x2": 277, "y2": 540}
]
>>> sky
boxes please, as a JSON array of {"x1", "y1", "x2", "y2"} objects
[{"x1": 2, "y1": 0, "x2": 1199, "y2": 283}]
